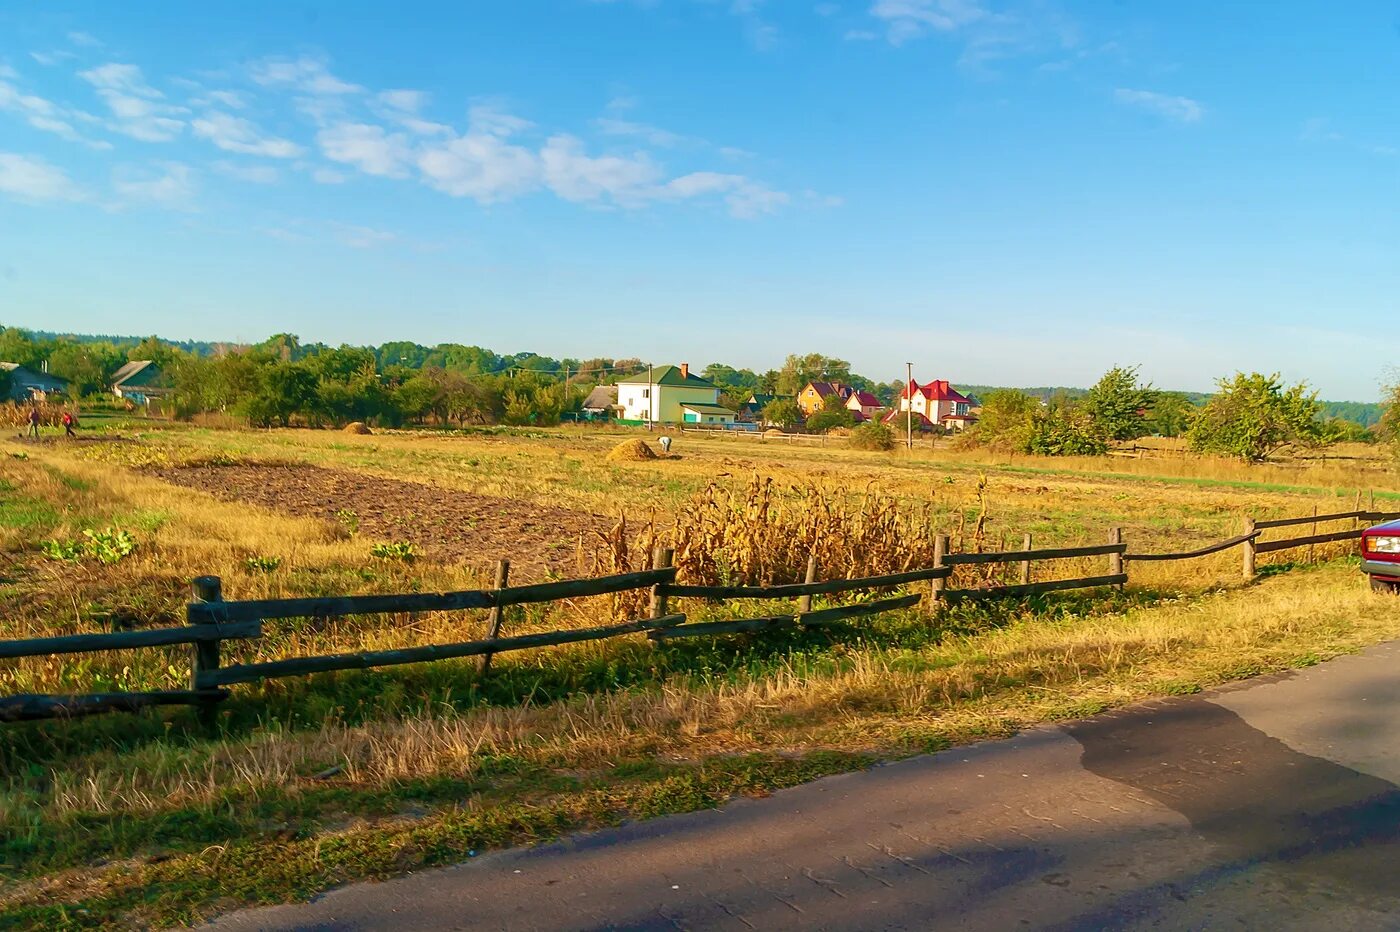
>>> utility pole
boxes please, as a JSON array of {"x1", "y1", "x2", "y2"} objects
[
  {"x1": 905, "y1": 361, "x2": 914, "y2": 451},
  {"x1": 646, "y1": 363, "x2": 654, "y2": 430}
]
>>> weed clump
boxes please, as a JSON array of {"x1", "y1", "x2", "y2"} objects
[{"x1": 343, "y1": 421, "x2": 372, "y2": 435}]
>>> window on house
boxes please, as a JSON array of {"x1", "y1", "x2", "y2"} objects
[{"x1": 642, "y1": 388, "x2": 649, "y2": 397}]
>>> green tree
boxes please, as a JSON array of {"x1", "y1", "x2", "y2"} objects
[
  {"x1": 1082, "y1": 365, "x2": 1157, "y2": 441},
  {"x1": 1187, "y1": 372, "x2": 1330, "y2": 462},
  {"x1": 1146, "y1": 391, "x2": 1196, "y2": 437},
  {"x1": 1025, "y1": 398, "x2": 1108, "y2": 456},
  {"x1": 761, "y1": 397, "x2": 801, "y2": 430},
  {"x1": 964, "y1": 389, "x2": 1039, "y2": 450},
  {"x1": 775, "y1": 353, "x2": 852, "y2": 395},
  {"x1": 47, "y1": 341, "x2": 124, "y2": 396},
  {"x1": 1378, "y1": 373, "x2": 1400, "y2": 455},
  {"x1": 806, "y1": 391, "x2": 856, "y2": 432},
  {"x1": 849, "y1": 421, "x2": 896, "y2": 451}
]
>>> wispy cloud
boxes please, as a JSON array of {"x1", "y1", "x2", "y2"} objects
[
  {"x1": 1114, "y1": 88, "x2": 1203, "y2": 123},
  {"x1": 0, "y1": 77, "x2": 112, "y2": 149},
  {"x1": 192, "y1": 111, "x2": 303, "y2": 157},
  {"x1": 113, "y1": 161, "x2": 197, "y2": 209},
  {"x1": 331, "y1": 222, "x2": 396, "y2": 248},
  {"x1": 0, "y1": 152, "x2": 85, "y2": 202},
  {"x1": 869, "y1": 0, "x2": 987, "y2": 45},
  {"x1": 318, "y1": 122, "x2": 413, "y2": 177},
  {"x1": 249, "y1": 55, "x2": 362, "y2": 96},
  {"x1": 79, "y1": 62, "x2": 186, "y2": 141},
  {"x1": 213, "y1": 160, "x2": 280, "y2": 184},
  {"x1": 416, "y1": 110, "x2": 539, "y2": 201},
  {"x1": 67, "y1": 31, "x2": 102, "y2": 48}
]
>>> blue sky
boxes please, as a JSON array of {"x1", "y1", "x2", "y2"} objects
[{"x1": 1, "y1": 1, "x2": 1397, "y2": 400}]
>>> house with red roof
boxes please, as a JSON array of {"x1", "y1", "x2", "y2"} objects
[
  {"x1": 845, "y1": 389, "x2": 884, "y2": 423},
  {"x1": 892, "y1": 378, "x2": 978, "y2": 431}
]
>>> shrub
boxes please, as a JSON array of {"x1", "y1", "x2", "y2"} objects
[
  {"x1": 244, "y1": 555, "x2": 283, "y2": 573},
  {"x1": 41, "y1": 527, "x2": 137, "y2": 564},
  {"x1": 370, "y1": 541, "x2": 418, "y2": 562},
  {"x1": 849, "y1": 422, "x2": 896, "y2": 451},
  {"x1": 335, "y1": 508, "x2": 360, "y2": 534}
]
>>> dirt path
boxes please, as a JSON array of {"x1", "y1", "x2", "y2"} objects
[
  {"x1": 203, "y1": 642, "x2": 1400, "y2": 930},
  {"x1": 150, "y1": 462, "x2": 614, "y2": 580}
]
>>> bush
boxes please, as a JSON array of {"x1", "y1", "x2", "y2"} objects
[
  {"x1": 370, "y1": 541, "x2": 418, "y2": 562},
  {"x1": 40, "y1": 527, "x2": 137, "y2": 564},
  {"x1": 849, "y1": 422, "x2": 896, "y2": 451}
]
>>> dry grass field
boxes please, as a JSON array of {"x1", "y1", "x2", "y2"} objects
[{"x1": 3, "y1": 420, "x2": 1399, "y2": 928}]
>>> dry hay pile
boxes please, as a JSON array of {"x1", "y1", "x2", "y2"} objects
[
  {"x1": 342, "y1": 421, "x2": 372, "y2": 435},
  {"x1": 762, "y1": 428, "x2": 786, "y2": 438},
  {"x1": 606, "y1": 438, "x2": 659, "y2": 462}
]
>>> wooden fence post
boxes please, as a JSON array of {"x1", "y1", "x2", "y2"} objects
[
  {"x1": 479, "y1": 560, "x2": 510, "y2": 676},
  {"x1": 190, "y1": 575, "x2": 223, "y2": 728},
  {"x1": 931, "y1": 534, "x2": 948, "y2": 603},
  {"x1": 650, "y1": 548, "x2": 675, "y2": 618},
  {"x1": 1243, "y1": 517, "x2": 1256, "y2": 579},
  {"x1": 1108, "y1": 528, "x2": 1124, "y2": 589},
  {"x1": 1020, "y1": 533, "x2": 1032, "y2": 586},
  {"x1": 797, "y1": 553, "x2": 818, "y2": 614}
]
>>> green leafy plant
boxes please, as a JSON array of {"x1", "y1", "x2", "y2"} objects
[
  {"x1": 370, "y1": 541, "x2": 417, "y2": 562},
  {"x1": 83, "y1": 528, "x2": 138, "y2": 564},
  {"x1": 40, "y1": 527, "x2": 138, "y2": 564},
  {"x1": 245, "y1": 555, "x2": 283, "y2": 573},
  {"x1": 334, "y1": 508, "x2": 360, "y2": 534},
  {"x1": 40, "y1": 538, "x2": 84, "y2": 562}
]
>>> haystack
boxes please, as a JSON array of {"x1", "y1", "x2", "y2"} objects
[
  {"x1": 343, "y1": 421, "x2": 372, "y2": 435},
  {"x1": 606, "y1": 438, "x2": 658, "y2": 462},
  {"x1": 763, "y1": 428, "x2": 786, "y2": 439}
]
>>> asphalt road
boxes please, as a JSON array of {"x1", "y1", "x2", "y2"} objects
[{"x1": 205, "y1": 640, "x2": 1400, "y2": 931}]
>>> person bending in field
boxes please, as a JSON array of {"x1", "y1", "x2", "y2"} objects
[
  {"x1": 26, "y1": 407, "x2": 40, "y2": 439},
  {"x1": 62, "y1": 410, "x2": 77, "y2": 438}
]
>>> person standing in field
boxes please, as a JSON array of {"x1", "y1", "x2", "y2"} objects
[
  {"x1": 62, "y1": 409, "x2": 77, "y2": 438},
  {"x1": 26, "y1": 406, "x2": 40, "y2": 439}
]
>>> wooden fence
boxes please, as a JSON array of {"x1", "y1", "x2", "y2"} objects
[{"x1": 4, "y1": 508, "x2": 1399, "y2": 724}]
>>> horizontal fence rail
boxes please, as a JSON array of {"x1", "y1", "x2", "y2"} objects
[
  {"x1": 8, "y1": 503, "x2": 1398, "y2": 725},
  {"x1": 187, "y1": 568, "x2": 677, "y2": 624},
  {"x1": 0, "y1": 621, "x2": 261, "y2": 660}
]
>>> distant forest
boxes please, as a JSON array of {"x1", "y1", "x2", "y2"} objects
[{"x1": 6, "y1": 326, "x2": 1387, "y2": 427}]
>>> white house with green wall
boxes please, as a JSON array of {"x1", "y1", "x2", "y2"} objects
[{"x1": 616, "y1": 364, "x2": 731, "y2": 425}]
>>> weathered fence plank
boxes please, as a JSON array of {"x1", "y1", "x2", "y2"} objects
[
  {"x1": 1255, "y1": 510, "x2": 1367, "y2": 530},
  {"x1": 1124, "y1": 530, "x2": 1259, "y2": 562},
  {"x1": 658, "y1": 566, "x2": 951, "y2": 601},
  {"x1": 648, "y1": 616, "x2": 798, "y2": 640},
  {"x1": 799, "y1": 593, "x2": 921, "y2": 625},
  {"x1": 187, "y1": 568, "x2": 677, "y2": 623},
  {"x1": 943, "y1": 573, "x2": 1128, "y2": 601},
  {"x1": 0, "y1": 690, "x2": 228, "y2": 723},
  {"x1": 942, "y1": 542, "x2": 1126, "y2": 565},
  {"x1": 202, "y1": 613, "x2": 687, "y2": 687},
  {"x1": 1255, "y1": 528, "x2": 1362, "y2": 554},
  {"x1": 0, "y1": 620, "x2": 260, "y2": 660}
]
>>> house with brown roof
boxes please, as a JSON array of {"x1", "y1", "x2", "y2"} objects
[
  {"x1": 797, "y1": 381, "x2": 853, "y2": 418},
  {"x1": 1, "y1": 362, "x2": 68, "y2": 402}
]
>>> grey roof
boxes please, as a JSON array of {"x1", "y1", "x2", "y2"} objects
[
  {"x1": 111, "y1": 360, "x2": 162, "y2": 388},
  {"x1": 1, "y1": 362, "x2": 67, "y2": 386},
  {"x1": 582, "y1": 385, "x2": 618, "y2": 410}
]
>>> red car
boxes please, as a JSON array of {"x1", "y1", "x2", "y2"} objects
[{"x1": 1361, "y1": 519, "x2": 1400, "y2": 593}]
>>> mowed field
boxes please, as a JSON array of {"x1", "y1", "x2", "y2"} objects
[{"x1": 3, "y1": 420, "x2": 1400, "y2": 929}]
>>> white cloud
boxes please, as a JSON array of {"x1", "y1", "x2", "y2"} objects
[
  {"x1": 79, "y1": 62, "x2": 185, "y2": 141},
  {"x1": 113, "y1": 161, "x2": 196, "y2": 209},
  {"x1": 317, "y1": 122, "x2": 412, "y2": 177},
  {"x1": 0, "y1": 64, "x2": 15, "y2": 80},
  {"x1": 378, "y1": 89, "x2": 427, "y2": 112},
  {"x1": 373, "y1": 88, "x2": 450, "y2": 136},
  {"x1": 593, "y1": 116, "x2": 687, "y2": 148},
  {"x1": 870, "y1": 0, "x2": 987, "y2": 44},
  {"x1": 194, "y1": 89, "x2": 249, "y2": 109},
  {"x1": 1114, "y1": 88, "x2": 1203, "y2": 123},
  {"x1": 213, "y1": 160, "x2": 280, "y2": 184},
  {"x1": 332, "y1": 222, "x2": 396, "y2": 248},
  {"x1": 664, "y1": 170, "x2": 789, "y2": 217},
  {"x1": 68, "y1": 31, "x2": 102, "y2": 48},
  {"x1": 311, "y1": 166, "x2": 349, "y2": 184},
  {"x1": 540, "y1": 134, "x2": 661, "y2": 204},
  {"x1": 250, "y1": 55, "x2": 362, "y2": 95},
  {"x1": 30, "y1": 50, "x2": 75, "y2": 66},
  {"x1": 417, "y1": 129, "x2": 539, "y2": 201},
  {"x1": 0, "y1": 152, "x2": 84, "y2": 202},
  {"x1": 192, "y1": 111, "x2": 303, "y2": 157},
  {"x1": 0, "y1": 79, "x2": 112, "y2": 149}
]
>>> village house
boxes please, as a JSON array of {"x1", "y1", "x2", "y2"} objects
[
  {"x1": 615, "y1": 364, "x2": 735, "y2": 426},
  {"x1": 580, "y1": 384, "x2": 618, "y2": 420},
  {"x1": 1, "y1": 362, "x2": 68, "y2": 402},
  {"x1": 845, "y1": 389, "x2": 883, "y2": 422},
  {"x1": 797, "y1": 381, "x2": 853, "y2": 418},
  {"x1": 890, "y1": 378, "x2": 978, "y2": 431},
  {"x1": 110, "y1": 360, "x2": 171, "y2": 405}
]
